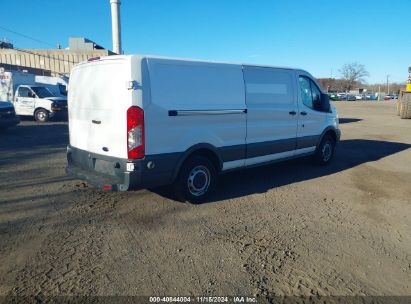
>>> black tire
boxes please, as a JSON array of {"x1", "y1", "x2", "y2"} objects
[
  {"x1": 173, "y1": 155, "x2": 218, "y2": 204},
  {"x1": 34, "y1": 108, "x2": 49, "y2": 122},
  {"x1": 314, "y1": 135, "x2": 335, "y2": 165}
]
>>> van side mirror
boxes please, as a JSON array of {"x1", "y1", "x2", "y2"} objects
[
  {"x1": 321, "y1": 93, "x2": 331, "y2": 112},
  {"x1": 313, "y1": 94, "x2": 321, "y2": 111},
  {"x1": 28, "y1": 92, "x2": 35, "y2": 98}
]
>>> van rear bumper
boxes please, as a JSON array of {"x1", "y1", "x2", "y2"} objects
[{"x1": 66, "y1": 145, "x2": 179, "y2": 191}]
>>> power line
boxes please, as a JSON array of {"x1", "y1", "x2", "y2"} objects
[
  {"x1": 11, "y1": 47, "x2": 75, "y2": 64},
  {"x1": 0, "y1": 25, "x2": 56, "y2": 48}
]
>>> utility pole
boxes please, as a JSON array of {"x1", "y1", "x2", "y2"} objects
[
  {"x1": 386, "y1": 74, "x2": 390, "y2": 95},
  {"x1": 378, "y1": 85, "x2": 381, "y2": 101},
  {"x1": 110, "y1": 0, "x2": 122, "y2": 54}
]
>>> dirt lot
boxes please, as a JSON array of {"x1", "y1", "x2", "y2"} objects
[{"x1": 0, "y1": 101, "x2": 410, "y2": 299}]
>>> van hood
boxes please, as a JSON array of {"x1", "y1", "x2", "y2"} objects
[
  {"x1": 45, "y1": 96, "x2": 67, "y2": 102},
  {"x1": 0, "y1": 101, "x2": 14, "y2": 109}
]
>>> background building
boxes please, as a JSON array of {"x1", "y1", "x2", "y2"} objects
[{"x1": 0, "y1": 38, "x2": 113, "y2": 77}]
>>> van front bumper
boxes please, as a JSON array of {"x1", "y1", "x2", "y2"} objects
[
  {"x1": 66, "y1": 145, "x2": 179, "y2": 191},
  {"x1": 50, "y1": 109, "x2": 68, "y2": 120},
  {"x1": 335, "y1": 128, "x2": 341, "y2": 141}
]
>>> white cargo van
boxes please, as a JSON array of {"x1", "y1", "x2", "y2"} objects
[{"x1": 67, "y1": 55, "x2": 340, "y2": 203}]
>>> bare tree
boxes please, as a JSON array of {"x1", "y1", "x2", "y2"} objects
[
  {"x1": 339, "y1": 62, "x2": 369, "y2": 92},
  {"x1": 317, "y1": 78, "x2": 354, "y2": 93}
]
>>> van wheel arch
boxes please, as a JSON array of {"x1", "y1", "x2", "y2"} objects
[
  {"x1": 323, "y1": 129, "x2": 337, "y2": 144},
  {"x1": 34, "y1": 108, "x2": 50, "y2": 122},
  {"x1": 172, "y1": 144, "x2": 222, "y2": 182},
  {"x1": 313, "y1": 128, "x2": 338, "y2": 165},
  {"x1": 317, "y1": 127, "x2": 338, "y2": 147}
]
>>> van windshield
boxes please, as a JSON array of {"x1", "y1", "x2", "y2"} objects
[{"x1": 31, "y1": 86, "x2": 55, "y2": 98}]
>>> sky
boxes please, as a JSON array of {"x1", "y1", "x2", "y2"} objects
[{"x1": 1, "y1": 0, "x2": 410, "y2": 84}]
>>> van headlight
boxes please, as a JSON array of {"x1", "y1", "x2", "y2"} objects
[{"x1": 51, "y1": 102, "x2": 61, "y2": 111}]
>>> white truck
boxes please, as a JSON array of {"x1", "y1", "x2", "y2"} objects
[
  {"x1": 67, "y1": 55, "x2": 340, "y2": 203},
  {"x1": 0, "y1": 70, "x2": 68, "y2": 122}
]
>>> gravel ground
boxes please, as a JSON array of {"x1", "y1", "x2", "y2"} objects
[{"x1": 0, "y1": 101, "x2": 410, "y2": 300}]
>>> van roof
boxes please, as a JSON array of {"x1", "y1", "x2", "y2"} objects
[{"x1": 76, "y1": 54, "x2": 311, "y2": 75}]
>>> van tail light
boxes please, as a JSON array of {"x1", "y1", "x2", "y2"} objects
[{"x1": 127, "y1": 106, "x2": 145, "y2": 159}]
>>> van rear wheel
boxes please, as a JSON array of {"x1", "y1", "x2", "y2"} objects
[
  {"x1": 173, "y1": 155, "x2": 217, "y2": 204},
  {"x1": 34, "y1": 108, "x2": 49, "y2": 122}
]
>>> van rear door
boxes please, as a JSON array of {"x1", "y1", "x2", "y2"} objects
[{"x1": 68, "y1": 57, "x2": 133, "y2": 159}]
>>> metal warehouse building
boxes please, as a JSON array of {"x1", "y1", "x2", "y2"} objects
[{"x1": 0, "y1": 38, "x2": 113, "y2": 77}]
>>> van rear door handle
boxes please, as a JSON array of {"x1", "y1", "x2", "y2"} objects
[
  {"x1": 92, "y1": 120, "x2": 101, "y2": 124},
  {"x1": 300, "y1": 111, "x2": 307, "y2": 116},
  {"x1": 289, "y1": 111, "x2": 297, "y2": 115}
]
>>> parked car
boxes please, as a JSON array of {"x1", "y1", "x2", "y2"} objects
[
  {"x1": 363, "y1": 94, "x2": 373, "y2": 100},
  {"x1": 335, "y1": 93, "x2": 356, "y2": 101},
  {"x1": 337, "y1": 93, "x2": 347, "y2": 100},
  {"x1": 384, "y1": 94, "x2": 398, "y2": 100},
  {"x1": 355, "y1": 94, "x2": 374, "y2": 100},
  {"x1": 0, "y1": 101, "x2": 20, "y2": 130},
  {"x1": 328, "y1": 93, "x2": 339, "y2": 101},
  {"x1": 66, "y1": 55, "x2": 341, "y2": 203}
]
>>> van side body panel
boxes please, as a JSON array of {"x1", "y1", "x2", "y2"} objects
[
  {"x1": 13, "y1": 85, "x2": 54, "y2": 116},
  {"x1": 144, "y1": 58, "x2": 247, "y2": 158},
  {"x1": 242, "y1": 66, "x2": 298, "y2": 167}
]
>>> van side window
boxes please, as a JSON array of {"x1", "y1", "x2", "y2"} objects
[
  {"x1": 17, "y1": 87, "x2": 32, "y2": 98},
  {"x1": 299, "y1": 76, "x2": 313, "y2": 108},
  {"x1": 59, "y1": 84, "x2": 68, "y2": 96},
  {"x1": 244, "y1": 67, "x2": 293, "y2": 105},
  {"x1": 149, "y1": 61, "x2": 245, "y2": 108},
  {"x1": 299, "y1": 76, "x2": 327, "y2": 112},
  {"x1": 311, "y1": 80, "x2": 322, "y2": 110}
]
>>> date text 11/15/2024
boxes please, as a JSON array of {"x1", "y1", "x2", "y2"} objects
[{"x1": 149, "y1": 296, "x2": 257, "y2": 303}]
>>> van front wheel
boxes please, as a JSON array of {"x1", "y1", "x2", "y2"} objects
[
  {"x1": 173, "y1": 155, "x2": 217, "y2": 204},
  {"x1": 34, "y1": 108, "x2": 49, "y2": 122},
  {"x1": 314, "y1": 135, "x2": 335, "y2": 165}
]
